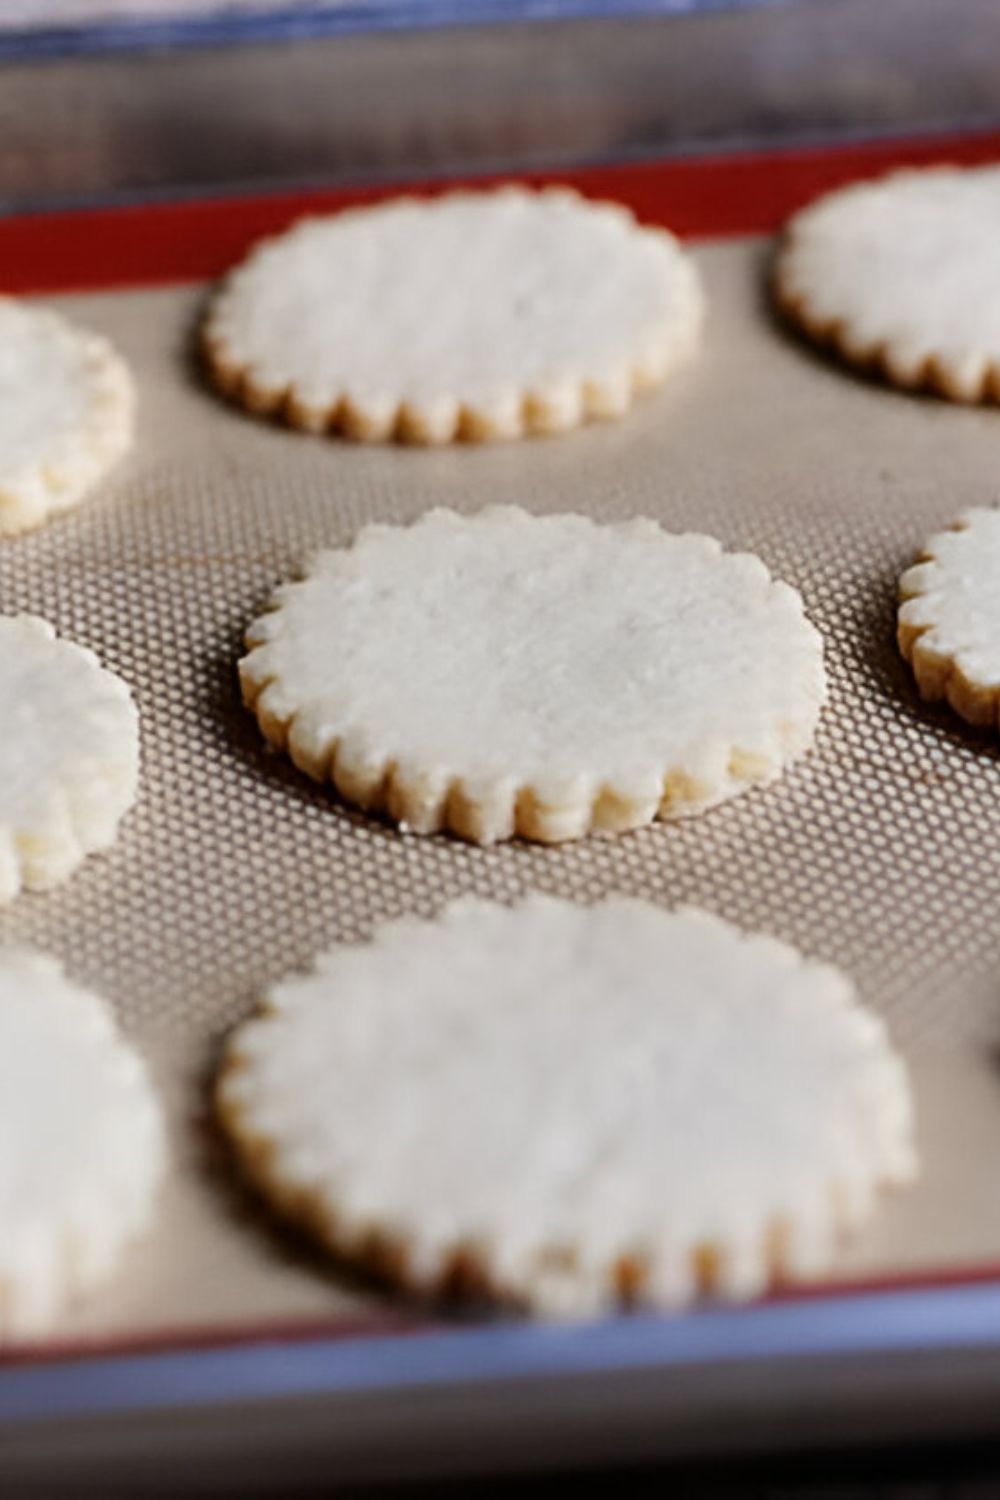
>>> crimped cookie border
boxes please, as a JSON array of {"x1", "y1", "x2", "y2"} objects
[
  {"x1": 898, "y1": 509, "x2": 1000, "y2": 728},
  {"x1": 217, "y1": 1041, "x2": 515, "y2": 1310},
  {"x1": 0, "y1": 616, "x2": 141, "y2": 903},
  {"x1": 215, "y1": 900, "x2": 918, "y2": 1316},
  {"x1": 0, "y1": 302, "x2": 135, "y2": 536},
  {"x1": 773, "y1": 167, "x2": 1000, "y2": 406},
  {"x1": 201, "y1": 185, "x2": 704, "y2": 445},
  {"x1": 238, "y1": 509, "x2": 828, "y2": 846}
]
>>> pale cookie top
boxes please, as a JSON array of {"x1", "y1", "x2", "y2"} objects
[
  {"x1": 0, "y1": 947, "x2": 165, "y2": 1337},
  {"x1": 776, "y1": 166, "x2": 1000, "y2": 401},
  {"x1": 898, "y1": 507, "x2": 1000, "y2": 726},
  {"x1": 240, "y1": 508, "x2": 826, "y2": 844},
  {"x1": 0, "y1": 615, "x2": 140, "y2": 901},
  {"x1": 0, "y1": 298, "x2": 134, "y2": 533},
  {"x1": 204, "y1": 187, "x2": 703, "y2": 442},
  {"x1": 218, "y1": 897, "x2": 916, "y2": 1316}
]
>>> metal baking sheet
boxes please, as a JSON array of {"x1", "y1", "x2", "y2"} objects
[
  {"x1": 5, "y1": 133, "x2": 1000, "y2": 1481},
  {"x1": 0, "y1": 1, "x2": 791, "y2": 57}
]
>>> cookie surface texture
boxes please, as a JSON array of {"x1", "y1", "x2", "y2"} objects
[
  {"x1": 898, "y1": 507, "x2": 1000, "y2": 726},
  {"x1": 0, "y1": 615, "x2": 140, "y2": 900},
  {"x1": 217, "y1": 896, "x2": 916, "y2": 1316},
  {"x1": 203, "y1": 186, "x2": 703, "y2": 442},
  {"x1": 0, "y1": 298, "x2": 134, "y2": 533},
  {"x1": 240, "y1": 507, "x2": 827, "y2": 844},
  {"x1": 0, "y1": 948, "x2": 165, "y2": 1337}
]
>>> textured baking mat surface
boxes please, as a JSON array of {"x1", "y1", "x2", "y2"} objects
[{"x1": 6, "y1": 236, "x2": 1000, "y2": 1346}]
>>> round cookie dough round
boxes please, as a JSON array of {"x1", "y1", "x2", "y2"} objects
[
  {"x1": 217, "y1": 896, "x2": 916, "y2": 1316},
  {"x1": 0, "y1": 615, "x2": 140, "y2": 900},
  {"x1": 898, "y1": 507, "x2": 1000, "y2": 726},
  {"x1": 0, "y1": 948, "x2": 165, "y2": 1337},
  {"x1": 775, "y1": 165, "x2": 1000, "y2": 402},
  {"x1": 203, "y1": 187, "x2": 703, "y2": 443},
  {"x1": 240, "y1": 507, "x2": 827, "y2": 845},
  {"x1": 0, "y1": 298, "x2": 134, "y2": 534}
]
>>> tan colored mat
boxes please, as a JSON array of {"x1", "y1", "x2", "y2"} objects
[{"x1": 5, "y1": 236, "x2": 1000, "y2": 1345}]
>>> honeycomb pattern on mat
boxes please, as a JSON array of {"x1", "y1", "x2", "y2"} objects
[{"x1": 0, "y1": 252, "x2": 999, "y2": 1053}]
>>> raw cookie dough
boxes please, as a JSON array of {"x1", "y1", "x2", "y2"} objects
[
  {"x1": 0, "y1": 298, "x2": 134, "y2": 533},
  {"x1": 0, "y1": 948, "x2": 165, "y2": 1338},
  {"x1": 0, "y1": 615, "x2": 140, "y2": 900},
  {"x1": 240, "y1": 507, "x2": 827, "y2": 844},
  {"x1": 898, "y1": 507, "x2": 1000, "y2": 726},
  {"x1": 203, "y1": 186, "x2": 703, "y2": 442},
  {"x1": 217, "y1": 896, "x2": 917, "y2": 1317},
  {"x1": 775, "y1": 165, "x2": 1000, "y2": 402}
]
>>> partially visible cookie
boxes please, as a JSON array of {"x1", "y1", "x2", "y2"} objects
[
  {"x1": 240, "y1": 508, "x2": 826, "y2": 845},
  {"x1": 0, "y1": 947, "x2": 165, "y2": 1338},
  {"x1": 0, "y1": 299, "x2": 134, "y2": 533},
  {"x1": 898, "y1": 507, "x2": 1000, "y2": 726},
  {"x1": 0, "y1": 615, "x2": 139, "y2": 901},
  {"x1": 203, "y1": 186, "x2": 703, "y2": 443},
  {"x1": 775, "y1": 165, "x2": 1000, "y2": 402},
  {"x1": 217, "y1": 896, "x2": 917, "y2": 1317}
]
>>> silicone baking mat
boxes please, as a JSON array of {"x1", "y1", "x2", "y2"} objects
[{"x1": 5, "y1": 131, "x2": 1000, "y2": 1353}]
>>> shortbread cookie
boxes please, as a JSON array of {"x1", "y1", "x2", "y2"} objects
[
  {"x1": 203, "y1": 187, "x2": 703, "y2": 442},
  {"x1": 773, "y1": 166, "x2": 1000, "y2": 402},
  {"x1": 0, "y1": 299, "x2": 134, "y2": 533},
  {"x1": 0, "y1": 615, "x2": 139, "y2": 900},
  {"x1": 240, "y1": 508, "x2": 826, "y2": 844},
  {"x1": 775, "y1": 165, "x2": 1000, "y2": 402},
  {"x1": 0, "y1": 948, "x2": 164, "y2": 1337},
  {"x1": 218, "y1": 897, "x2": 916, "y2": 1316},
  {"x1": 898, "y1": 507, "x2": 1000, "y2": 726}
]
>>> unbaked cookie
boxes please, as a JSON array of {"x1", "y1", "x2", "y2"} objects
[
  {"x1": 0, "y1": 615, "x2": 139, "y2": 900},
  {"x1": 217, "y1": 896, "x2": 916, "y2": 1316},
  {"x1": 240, "y1": 507, "x2": 826, "y2": 844},
  {"x1": 898, "y1": 507, "x2": 1000, "y2": 726},
  {"x1": 0, "y1": 298, "x2": 134, "y2": 533},
  {"x1": 203, "y1": 187, "x2": 703, "y2": 442},
  {"x1": 0, "y1": 947, "x2": 164, "y2": 1338},
  {"x1": 775, "y1": 165, "x2": 1000, "y2": 402}
]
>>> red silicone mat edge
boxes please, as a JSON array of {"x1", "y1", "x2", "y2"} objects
[{"x1": 5, "y1": 124, "x2": 1000, "y2": 294}]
